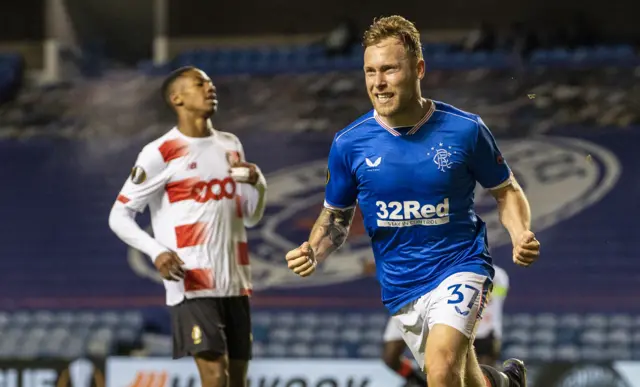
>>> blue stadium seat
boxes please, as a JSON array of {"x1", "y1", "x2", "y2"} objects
[
  {"x1": 557, "y1": 328, "x2": 579, "y2": 345},
  {"x1": 363, "y1": 327, "x2": 384, "y2": 343},
  {"x1": 266, "y1": 343, "x2": 288, "y2": 357},
  {"x1": 530, "y1": 345, "x2": 554, "y2": 362},
  {"x1": 252, "y1": 325, "x2": 269, "y2": 343},
  {"x1": 315, "y1": 328, "x2": 339, "y2": 342},
  {"x1": 367, "y1": 313, "x2": 388, "y2": 329},
  {"x1": 252, "y1": 341, "x2": 265, "y2": 358},
  {"x1": 298, "y1": 312, "x2": 321, "y2": 327},
  {"x1": 532, "y1": 328, "x2": 556, "y2": 345},
  {"x1": 340, "y1": 328, "x2": 363, "y2": 344},
  {"x1": 270, "y1": 328, "x2": 293, "y2": 343},
  {"x1": 581, "y1": 329, "x2": 607, "y2": 345},
  {"x1": 274, "y1": 311, "x2": 297, "y2": 327},
  {"x1": 344, "y1": 312, "x2": 366, "y2": 328},
  {"x1": 556, "y1": 344, "x2": 581, "y2": 361},
  {"x1": 609, "y1": 314, "x2": 633, "y2": 329},
  {"x1": 311, "y1": 343, "x2": 336, "y2": 358},
  {"x1": 289, "y1": 343, "x2": 312, "y2": 358},
  {"x1": 584, "y1": 314, "x2": 608, "y2": 329},
  {"x1": 252, "y1": 311, "x2": 273, "y2": 327},
  {"x1": 293, "y1": 328, "x2": 315, "y2": 342},
  {"x1": 358, "y1": 344, "x2": 381, "y2": 358},
  {"x1": 98, "y1": 311, "x2": 121, "y2": 327},
  {"x1": 559, "y1": 314, "x2": 583, "y2": 329},
  {"x1": 511, "y1": 313, "x2": 535, "y2": 328},
  {"x1": 581, "y1": 345, "x2": 608, "y2": 361},
  {"x1": 318, "y1": 313, "x2": 343, "y2": 329},
  {"x1": 506, "y1": 328, "x2": 531, "y2": 344},
  {"x1": 535, "y1": 313, "x2": 558, "y2": 328},
  {"x1": 502, "y1": 345, "x2": 529, "y2": 360}
]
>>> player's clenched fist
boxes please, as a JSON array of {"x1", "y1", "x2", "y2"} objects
[
  {"x1": 155, "y1": 251, "x2": 186, "y2": 281},
  {"x1": 513, "y1": 230, "x2": 540, "y2": 267},
  {"x1": 227, "y1": 151, "x2": 260, "y2": 185},
  {"x1": 285, "y1": 242, "x2": 317, "y2": 277}
]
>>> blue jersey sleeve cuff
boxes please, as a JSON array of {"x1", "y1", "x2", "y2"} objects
[
  {"x1": 324, "y1": 199, "x2": 356, "y2": 210},
  {"x1": 487, "y1": 173, "x2": 514, "y2": 191}
]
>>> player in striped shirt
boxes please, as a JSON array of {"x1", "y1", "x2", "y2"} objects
[{"x1": 109, "y1": 66, "x2": 267, "y2": 387}]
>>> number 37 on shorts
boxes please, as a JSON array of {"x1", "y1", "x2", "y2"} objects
[
  {"x1": 416, "y1": 272, "x2": 493, "y2": 338},
  {"x1": 447, "y1": 283, "x2": 481, "y2": 316},
  {"x1": 440, "y1": 272, "x2": 492, "y2": 335}
]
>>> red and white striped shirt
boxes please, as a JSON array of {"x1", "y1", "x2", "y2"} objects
[{"x1": 109, "y1": 127, "x2": 267, "y2": 306}]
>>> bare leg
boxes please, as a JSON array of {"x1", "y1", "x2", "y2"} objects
[{"x1": 194, "y1": 351, "x2": 228, "y2": 387}]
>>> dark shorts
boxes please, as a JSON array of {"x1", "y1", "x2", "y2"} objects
[
  {"x1": 474, "y1": 331, "x2": 500, "y2": 359},
  {"x1": 170, "y1": 296, "x2": 252, "y2": 360}
]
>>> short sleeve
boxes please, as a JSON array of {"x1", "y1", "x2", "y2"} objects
[
  {"x1": 225, "y1": 133, "x2": 245, "y2": 163},
  {"x1": 469, "y1": 117, "x2": 511, "y2": 189},
  {"x1": 324, "y1": 137, "x2": 358, "y2": 209},
  {"x1": 115, "y1": 146, "x2": 170, "y2": 212}
]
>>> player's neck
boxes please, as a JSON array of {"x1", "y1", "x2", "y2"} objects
[
  {"x1": 176, "y1": 117, "x2": 213, "y2": 138},
  {"x1": 379, "y1": 98, "x2": 431, "y2": 128}
]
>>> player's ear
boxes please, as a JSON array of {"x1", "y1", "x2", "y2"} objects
[
  {"x1": 416, "y1": 58, "x2": 426, "y2": 80},
  {"x1": 170, "y1": 90, "x2": 183, "y2": 107}
]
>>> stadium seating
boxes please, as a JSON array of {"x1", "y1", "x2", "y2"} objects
[
  {"x1": 0, "y1": 310, "x2": 143, "y2": 359},
  {"x1": 4, "y1": 308, "x2": 640, "y2": 362},
  {"x1": 153, "y1": 43, "x2": 640, "y2": 76},
  {"x1": 0, "y1": 53, "x2": 23, "y2": 104},
  {"x1": 250, "y1": 311, "x2": 640, "y2": 362}
]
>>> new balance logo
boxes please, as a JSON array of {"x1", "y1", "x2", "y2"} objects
[{"x1": 365, "y1": 157, "x2": 381, "y2": 167}]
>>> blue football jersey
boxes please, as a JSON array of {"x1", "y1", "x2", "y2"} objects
[{"x1": 324, "y1": 100, "x2": 511, "y2": 314}]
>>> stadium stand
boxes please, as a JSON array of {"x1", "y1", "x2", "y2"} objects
[
  {"x1": 0, "y1": 41, "x2": 638, "y2": 365},
  {"x1": 0, "y1": 53, "x2": 24, "y2": 104}
]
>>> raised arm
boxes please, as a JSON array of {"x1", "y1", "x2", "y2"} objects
[{"x1": 227, "y1": 139, "x2": 268, "y2": 228}]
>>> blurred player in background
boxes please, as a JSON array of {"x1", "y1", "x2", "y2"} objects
[
  {"x1": 109, "y1": 66, "x2": 267, "y2": 387},
  {"x1": 474, "y1": 265, "x2": 509, "y2": 366},
  {"x1": 364, "y1": 261, "x2": 510, "y2": 387},
  {"x1": 285, "y1": 15, "x2": 539, "y2": 387}
]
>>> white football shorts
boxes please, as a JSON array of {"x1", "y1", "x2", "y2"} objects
[{"x1": 388, "y1": 271, "x2": 491, "y2": 370}]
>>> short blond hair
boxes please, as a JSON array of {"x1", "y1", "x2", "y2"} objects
[{"x1": 363, "y1": 15, "x2": 423, "y2": 60}]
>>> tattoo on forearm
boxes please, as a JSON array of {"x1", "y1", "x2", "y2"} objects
[{"x1": 309, "y1": 207, "x2": 355, "y2": 258}]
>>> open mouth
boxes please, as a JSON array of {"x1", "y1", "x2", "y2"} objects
[{"x1": 375, "y1": 93, "x2": 394, "y2": 103}]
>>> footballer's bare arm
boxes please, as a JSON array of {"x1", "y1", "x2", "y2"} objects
[
  {"x1": 309, "y1": 206, "x2": 356, "y2": 262},
  {"x1": 285, "y1": 206, "x2": 355, "y2": 277}
]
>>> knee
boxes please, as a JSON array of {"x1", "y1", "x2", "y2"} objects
[
  {"x1": 199, "y1": 357, "x2": 228, "y2": 387},
  {"x1": 425, "y1": 349, "x2": 463, "y2": 385},
  {"x1": 200, "y1": 368, "x2": 227, "y2": 387}
]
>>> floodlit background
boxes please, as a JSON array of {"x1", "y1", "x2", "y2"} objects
[{"x1": 0, "y1": 0, "x2": 639, "y2": 386}]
